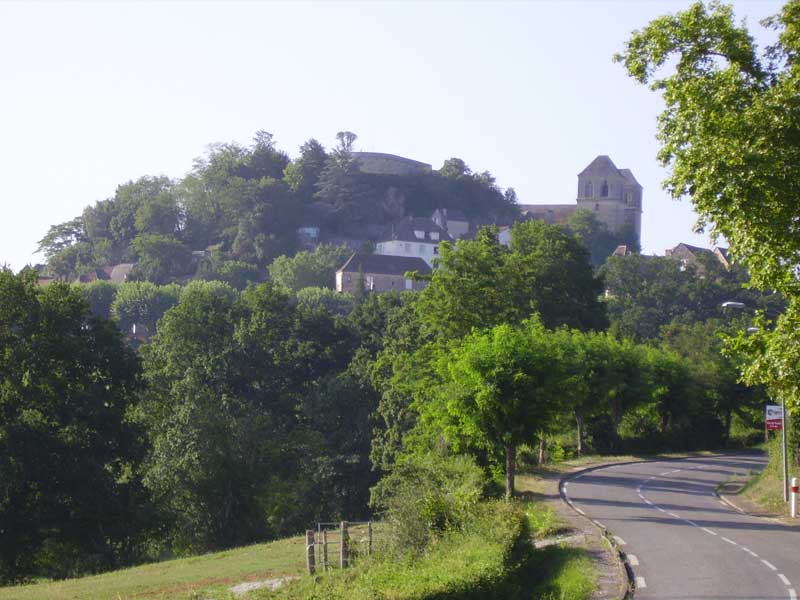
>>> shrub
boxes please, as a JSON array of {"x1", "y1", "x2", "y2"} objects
[{"x1": 370, "y1": 453, "x2": 485, "y2": 555}]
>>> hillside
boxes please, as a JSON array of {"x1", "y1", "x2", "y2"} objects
[{"x1": 35, "y1": 131, "x2": 519, "y2": 285}]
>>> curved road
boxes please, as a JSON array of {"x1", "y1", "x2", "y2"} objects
[{"x1": 561, "y1": 453, "x2": 799, "y2": 600}]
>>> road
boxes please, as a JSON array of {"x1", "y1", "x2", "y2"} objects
[{"x1": 561, "y1": 453, "x2": 799, "y2": 600}]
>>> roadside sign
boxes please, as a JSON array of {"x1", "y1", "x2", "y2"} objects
[{"x1": 766, "y1": 405, "x2": 783, "y2": 430}]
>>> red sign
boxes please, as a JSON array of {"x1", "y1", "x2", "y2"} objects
[{"x1": 766, "y1": 405, "x2": 783, "y2": 431}]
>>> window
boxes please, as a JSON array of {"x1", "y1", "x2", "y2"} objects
[
  {"x1": 405, "y1": 278, "x2": 413, "y2": 290},
  {"x1": 430, "y1": 231, "x2": 439, "y2": 241},
  {"x1": 414, "y1": 230, "x2": 424, "y2": 239},
  {"x1": 601, "y1": 181, "x2": 609, "y2": 197},
  {"x1": 584, "y1": 181, "x2": 593, "y2": 197},
  {"x1": 434, "y1": 246, "x2": 439, "y2": 254}
]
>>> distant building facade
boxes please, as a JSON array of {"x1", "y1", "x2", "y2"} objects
[
  {"x1": 376, "y1": 217, "x2": 452, "y2": 266},
  {"x1": 336, "y1": 253, "x2": 430, "y2": 293},
  {"x1": 518, "y1": 155, "x2": 643, "y2": 243},
  {"x1": 665, "y1": 243, "x2": 731, "y2": 271}
]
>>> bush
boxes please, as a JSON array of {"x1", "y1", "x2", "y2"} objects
[{"x1": 369, "y1": 454, "x2": 485, "y2": 555}]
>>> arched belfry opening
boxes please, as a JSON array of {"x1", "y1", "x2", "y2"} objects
[
  {"x1": 601, "y1": 180, "x2": 609, "y2": 197},
  {"x1": 584, "y1": 181, "x2": 593, "y2": 198}
]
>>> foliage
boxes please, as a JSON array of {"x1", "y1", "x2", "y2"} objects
[
  {"x1": 617, "y1": 0, "x2": 800, "y2": 295},
  {"x1": 131, "y1": 234, "x2": 191, "y2": 284},
  {"x1": 415, "y1": 222, "x2": 605, "y2": 341},
  {"x1": 268, "y1": 244, "x2": 351, "y2": 293},
  {"x1": 0, "y1": 269, "x2": 143, "y2": 583},
  {"x1": 110, "y1": 281, "x2": 181, "y2": 336},
  {"x1": 296, "y1": 286, "x2": 354, "y2": 316},
  {"x1": 565, "y1": 208, "x2": 639, "y2": 267},
  {"x1": 80, "y1": 279, "x2": 119, "y2": 320},
  {"x1": 370, "y1": 453, "x2": 486, "y2": 554}
]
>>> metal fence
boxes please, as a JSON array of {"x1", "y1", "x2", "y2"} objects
[{"x1": 305, "y1": 521, "x2": 383, "y2": 574}]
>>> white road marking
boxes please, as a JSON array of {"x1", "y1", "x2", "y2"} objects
[
  {"x1": 667, "y1": 512, "x2": 679, "y2": 518},
  {"x1": 563, "y1": 482, "x2": 569, "y2": 488},
  {"x1": 721, "y1": 536, "x2": 737, "y2": 546},
  {"x1": 644, "y1": 499, "x2": 653, "y2": 505},
  {"x1": 660, "y1": 471, "x2": 671, "y2": 476},
  {"x1": 763, "y1": 559, "x2": 778, "y2": 571},
  {"x1": 636, "y1": 576, "x2": 647, "y2": 589},
  {"x1": 628, "y1": 554, "x2": 639, "y2": 566},
  {"x1": 593, "y1": 521, "x2": 606, "y2": 528},
  {"x1": 684, "y1": 519, "x2": 698, "y2": 527},
  {"x1": 744, "y1": 548, "x2": 758, "y2": 557},
  {"x1": 657, "y1": 507, "x2": 666, "y2": 513},
  {"x1": 575, "y1": 508, "x2": 585, "y2": 515},
  {"x1": 779, "y1": 574, "x2": 791, "y2": 586},
  {"x1": 701, "y1": 527, "x2": 717, "y2": 536},
  {"x1": 789, "y1": 588, "x2": 797, "y2": 600},
  {"x1": 613, "y1": 535, "x2": 627, "y2": 546},
  {"x1": 638, "y1": 494, "x2": 645, "y2": 500}
]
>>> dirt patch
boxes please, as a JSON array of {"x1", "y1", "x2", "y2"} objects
[{"x1": 230, "y1": 577, "x2": 297, "y2": 596}]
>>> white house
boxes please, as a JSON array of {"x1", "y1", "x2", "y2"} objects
[{"x1": 375, "y1": 217, "x2": 452, "y2": 267}]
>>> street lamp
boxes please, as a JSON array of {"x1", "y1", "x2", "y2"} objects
[{"x1": 721, "y1": 301, "x2": 790, "y2": 503}]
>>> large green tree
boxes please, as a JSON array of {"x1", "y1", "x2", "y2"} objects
[
  {"x1": 0, "y1": 269, "x2": 142, "y2": 582},
  {"x1": 421, "y1": 319, "x2": 564, "y2": 499}
]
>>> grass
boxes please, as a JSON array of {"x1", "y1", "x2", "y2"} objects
[
  {"x1": 0, "y1": 535, "x2": 306, "y2": 600},
  {"x1": 741, "y1": 438, "x2": 790, "y2": 515},
  {"x1": 255, "y1": 500, "x2": 595, "y2": 600}
]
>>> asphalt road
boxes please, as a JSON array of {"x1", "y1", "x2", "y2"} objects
[{"x1": 561, "y1": 453, "x2": 800, "y2": 600}]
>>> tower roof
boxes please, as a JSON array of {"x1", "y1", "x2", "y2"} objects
[{"x1": 578, "y1": 155, "x2": 619, "y2": 177}]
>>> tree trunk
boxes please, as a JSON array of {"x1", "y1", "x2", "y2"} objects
[
  {"x1": 538, "y1": 436, "x2": 546, "y2": 465},
  {"x1": 505, "y1": 444, "x2": 516, "y2": 501},
  {"x1": 576, "y1": 414, "x2": 584, "y2": 457}
]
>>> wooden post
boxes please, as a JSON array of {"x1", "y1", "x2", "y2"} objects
[
  {"x1": 340, "y1": 521, "x2": 349, "y2": 569},
  {"x1": 322, "y1": 529, "x2": 328, "y2": 571},
  {"x1": 306, "y1": 530, "x2": 316, "y2": 575},
  {"x1": 367, "y1": 521, "x2": 373, "y2": 556}
]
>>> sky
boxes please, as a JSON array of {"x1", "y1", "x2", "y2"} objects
[{"x1": 0, "y1": 0, "x2": 785, "y2": 271}]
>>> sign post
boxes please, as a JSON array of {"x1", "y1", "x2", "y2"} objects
[{"x1": 766, "y1": 404, "x2": 790, "y2": 503}]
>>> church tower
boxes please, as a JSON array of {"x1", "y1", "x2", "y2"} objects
[{"x1": 576, "y1": 156, "x2": 642, "y2": 243}]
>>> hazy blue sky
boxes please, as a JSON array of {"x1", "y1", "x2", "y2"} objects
[{"x1": 0, "y1": 0, "x2": 784, "y2": 270}]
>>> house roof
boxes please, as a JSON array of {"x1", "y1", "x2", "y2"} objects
[
  {"x1": 381, "y1": 217, "x2": 452, "y2": 243},
  {"x1": 72, "y1": 268, "x2": 110, "y2": 284},
  {"x1": 444, "y1": 208, "x2": 468, "y2": 222},
  {"x1": 337, "y1": 253, "x2": 431, "y2": 276}
]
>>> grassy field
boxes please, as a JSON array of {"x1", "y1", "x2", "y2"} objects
[{"x1": 0, "y1": 536, "x2": 306, "y2": 600}]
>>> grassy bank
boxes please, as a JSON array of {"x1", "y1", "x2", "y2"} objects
[
  {"x1": 742, "y1": 438, "x2": 790, "y2": 514},
  {"x1": 257, "y1": 501, "x2": 595, "y2": 600},
  {"x1": 0, "y1": 536, "x2": 306, "y2": 600}
]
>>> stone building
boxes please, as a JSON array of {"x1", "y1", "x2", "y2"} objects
[
  {"x1": 431, "y1": 208, "x2": 470, "y2": 239},
  {"x1": 336, "y1": 253, "x2": 430, "y2": 293},
  {"x1": 518, "y1": 155, "x2": 643, "y2": 243}
]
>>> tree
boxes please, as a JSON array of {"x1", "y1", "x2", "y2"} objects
[
  {"x1": 565, "y1": 208, "x2": 639, "y2": 267},
  {"x1": 110, "y1": 281, "x2": 180, "y2": 336},
  {"x1": 80, "y1": 279, "x2": 119, "y2": 320},
  {"x1": 616, "y1": 1, "x2": 800, "y2": 294},
  {"x1": 617, "y1": 0, "x2": 800, "y2": 441},
  {"x1": 131, "y1": 234, "x2": 191, "y2": 284},
  {"x1": 296, "y1": 286, "x2": 354, "y2": 316},
  {"x1": 0, "y1": 269, "x2": 141, "y2": 582},
  {"x1": 267, "y1": 244, "x2": 351, "y2": 293},
  {"x1": 421, "y1": 318, "x2": 564, "y2": 499},
  {"x1": 284, "y1": 138, "x2": 328, "y2": 203},
  {"x1": 415, "y1": 222, "x2": 606, "y2": 340}
]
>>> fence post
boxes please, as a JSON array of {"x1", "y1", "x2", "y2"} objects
[
  {"x1": 306, "y1": 530, "x2": 316, "y2": 575},
  {"x1": 340, "y1": 521, "x2": 349, "y2": 569},
  {"x1": 322, "y1": 529, "x2": 329, "y2": 571},
  {"x1": 368, "y1": 521, "x2": 373, "y2": 556}
]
